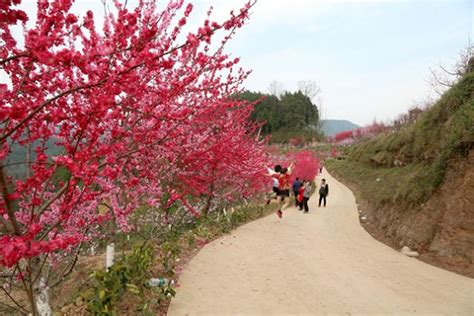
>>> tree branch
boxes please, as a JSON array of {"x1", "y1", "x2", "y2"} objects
[
  {"x1": 0, "y1": 166, "x2": 20, "y2": 235},
  {"x1": 0, "y1": 53, "x2": 29, "y2": 67},
  {"x1": 1, "y1": 79, "x2": 106, "y2": 142},
  {"x1": 35, "y1": 181, "x2": 69, "y2": 218},
  {"x1": 1, "y1": 283, "x2": 29, "y2": 314}
]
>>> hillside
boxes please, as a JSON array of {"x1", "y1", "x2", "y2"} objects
[
  {"x1": 5, "y1": 139, "x2": 63, "y2": 179},
  {"x1": 321, "y1": 119, "x2": 360, "y2": 136},
  {"x1": 326, "y1": 71, "x2": 474, "y2": 276}
]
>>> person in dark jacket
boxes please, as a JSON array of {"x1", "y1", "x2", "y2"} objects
[
  {"x1": 318, "y1": 178, "x2": 329, "y2": 207},
  {"x1": 292, "y1": 177, "x2": 302, "y2": 206}
]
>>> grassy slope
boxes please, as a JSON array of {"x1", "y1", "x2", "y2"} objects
[
  {"x1": 325, "y1": 72, "x2": 474, "y2": 276},
  {"x1": 329, "y1": 72, "x2": 473, "y2": 209}
]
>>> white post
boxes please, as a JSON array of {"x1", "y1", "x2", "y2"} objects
[{"x1": 106, "y1": 243, "x2": 115, "y2": 270}]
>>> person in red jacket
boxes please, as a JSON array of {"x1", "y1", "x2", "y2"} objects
[
  {"x1": 275, "y1": 163, "x2": 294, "y2": 218},
  {"x1": 265, "y1": 163, "x2": 294, "y2": 218},
  {"x1": 266, "y1": 165, "x2": 282, "y2": 204}
]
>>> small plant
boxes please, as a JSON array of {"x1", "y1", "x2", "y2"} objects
[
  {"x1": 85, "y1": 243, "x2": 159, "y2": 315},
  {"x1": 186, "y1": 231, "x2": 197, "y2": 247}
]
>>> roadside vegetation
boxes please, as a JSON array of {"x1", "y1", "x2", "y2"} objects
[
  {"x1": 325, "y1": 60, "x2": 473, "y2": 277},
  {"x1": 328, "y1": 70, "x2": 473, "y2": 208}
]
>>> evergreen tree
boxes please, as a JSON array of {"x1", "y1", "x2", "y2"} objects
[{"x1": 237, "y1": 90, "x2": 321, "y2": 143}]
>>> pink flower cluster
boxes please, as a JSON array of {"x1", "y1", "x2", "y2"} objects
[
  {"x1": 332, "y1": 122, "x2": 387, "y2": 143},
  {"x1": 286, "y1": 150, "x2": 320, "y2": 182},
  {"x1": 0, "y1": 224, "x2": 79, "y2": 267},
  {"x1": 0, "y1": 0, "x2": 264, "y2": 269}
]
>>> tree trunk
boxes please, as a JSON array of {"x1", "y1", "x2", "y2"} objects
[
  {"x1": 35, "y1": 276, "x2": 52, "y2": 316},
  {"x1": 201, "y1": 195, "x2": 212, "y2": 217}
]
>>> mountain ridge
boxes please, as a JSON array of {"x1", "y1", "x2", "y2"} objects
[{"x1": 321, "y1": 119, "x2": 360, "y2": 136}]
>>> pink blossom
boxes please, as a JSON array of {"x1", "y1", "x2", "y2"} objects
[{"x1": 0, "y1": 0, "x2": 260, "y2": 274}]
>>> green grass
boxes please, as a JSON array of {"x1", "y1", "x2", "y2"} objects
[{"x1": 326, "y1": 159, "x2": 437, "y2": 208}]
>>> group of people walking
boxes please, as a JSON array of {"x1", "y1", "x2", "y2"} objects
[
  {"x1": 266, "y1": 164, "x2": 329, "y2": 218},
  {"x1": 292, "y1": 178, "x2": 312, "y2": 213}
]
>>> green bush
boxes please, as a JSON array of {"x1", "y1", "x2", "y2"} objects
[
  {"x1": 326, "y1": 159, "x2": 444, "y2": 208},
  {"x1": 85, "y1": 243, "x2": 174, "y2": 315}
]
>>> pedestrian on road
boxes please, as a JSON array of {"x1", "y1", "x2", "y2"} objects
[
  {"x1": 275, "y1": 163, "x2": 294, "y2": 218},
  {"x1": 318, "y1": 178, "x2": 329, "y2": 207},
  {"x1": 297, "y1": 181, "x2": 305, "y2": 210},
  {"x1": 292, "y1": 177, "x2": 302, "y2": 206},
  {"x1": 303, "y1": 180, "x2": 312, "y2": 213},
  {"x1": 266, "y1": 165, "x2": 282, "y2": 204}
]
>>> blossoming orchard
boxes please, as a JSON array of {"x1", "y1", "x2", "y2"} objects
[
  {"x1": 331, "y1": 122, "x2": 388, "y2": 144},
  {"x1": 1, "y1": 0, "x2": 266, "y2": 312},
  {"x1": 0, "y1": 0, "x2": 323, "y2": 314}
]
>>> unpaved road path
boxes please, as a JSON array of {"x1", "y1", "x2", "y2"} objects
[{"x1": 168, "y1": 171, "x2": 474, "y2": 315}]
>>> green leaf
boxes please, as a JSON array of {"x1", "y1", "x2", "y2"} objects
[{"x1": 126, "y1": 283, "x2": 138, "y2": 290}]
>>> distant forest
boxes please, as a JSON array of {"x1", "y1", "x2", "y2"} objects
[
  {"x1": 4, "y1": 139, "x2": 63, "y2": 179},
  {"x1": 237, "y1": 90, "x2": 321, "y2": 143}
]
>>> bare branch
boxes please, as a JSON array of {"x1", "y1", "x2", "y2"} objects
[
  {"x1": 0, "y1": 286, "x2": 29, "y2": 314},
  {"x1": 0, "y1": 53, "x2": 29, "y2": 67}
]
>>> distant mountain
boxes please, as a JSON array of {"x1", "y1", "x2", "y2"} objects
[{"x1": 321, "y1": 119, "x2": 360, "y2": 136}]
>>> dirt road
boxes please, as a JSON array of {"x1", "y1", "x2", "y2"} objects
[{"x1": 168, "y1": 171, "x2": 474, "y2": 315}]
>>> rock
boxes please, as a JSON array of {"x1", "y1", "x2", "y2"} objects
[
  {"x1": 61, "y1": 305, "x2": 71, "y2": 313},
  {"x1": 394, "y1": 159, "x2": 402, "y2": 167},
  {"x1": 360, "y1": 216, "x2": 367, "y2": 222},
  {"x1": 401, "y1": 246, "x2": 419, "y2": 258},
  {"x1": 75, "y1": 297, "x2": 84, "y2": 306}
]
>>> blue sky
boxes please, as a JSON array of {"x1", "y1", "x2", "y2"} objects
[
  {"x1": 213, "y1": 0, "x2": 472, "y2": 125},
  {"x1": 4, "y1": 0, "x2": 473, "y2": 125}
]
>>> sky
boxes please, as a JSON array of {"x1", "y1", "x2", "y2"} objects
[
  {"x1": 4, "y1": 0, "x2": 473, "y2": 126},
  {"x1": 205, "y1": 0, "x2": 473, "y2": 125}
]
